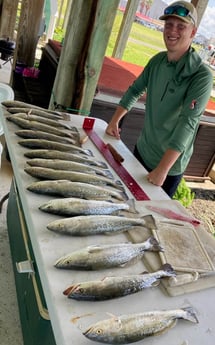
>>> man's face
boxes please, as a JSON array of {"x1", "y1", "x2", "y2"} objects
[{"x1": 163, "y1": 17, "x2": 197, "y2": 54}]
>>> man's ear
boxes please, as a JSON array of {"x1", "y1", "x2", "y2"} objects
[{"x1": 191, "y1": 27, "x2": 197, "y2": 39}]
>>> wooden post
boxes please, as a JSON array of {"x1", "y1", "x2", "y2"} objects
[
  {"x1": 112, "y1": 0, "x2": 139, "y2": 59},
  {"x1": 192, "y1": 0, "x2": 209, "y2": 27},
  {"x1": 0, "y1": 0, "x2": 19, "y2": 40},
  {"x1": 12, "y1": 0, "x2": 45, "y2": 68},
  {"x1": 49, "y1": 0, "x2": 120, "y2": 114}
]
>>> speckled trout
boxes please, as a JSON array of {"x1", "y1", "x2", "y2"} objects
[
  {"x1": 54, "y1": 237, "x2": 163, "y2": 270},
  {"x1": 7, "y1": 116, "x2": 74, "y2": 138},
  {"x1": 47, "y1": 214, "x2": 155, "y2": 236},
  {"x1": 9, "y1": 112, "x2": 72, "y2": 129},
  {"x1": 26, "y1": 159, "x2": 112, "y2": 178},
  {"x1": 63, "y1": 264, "x2": 175, "y2": 300},
  {"x1": 25, "y1": 167, "x2": 124, "y2": 190},
  {"x1": 6, "y1": 107, "x2": 66, "y2": 120},
  {"x1": 83, "y1": 307, "x2": 198, "y2": 344},
  {"x1": 19, "y1": 139, "x2": 92, "y2": 154},
  {"x1": 24, "y1": 150, "x2": 107, "y2": 168},
  {"x1": 16, "y1": 130, "x2": 80, "y2": 146},
  {"x1": 27, "y1": 180, "x2": 126, "y2": 201},
  {"x1": 39, "y1": 197, "x2": 137, "y2": 217}
]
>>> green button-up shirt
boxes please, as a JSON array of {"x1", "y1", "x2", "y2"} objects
[{"x1": 119, "y1": 47, "x2": 213, "y2": 175}]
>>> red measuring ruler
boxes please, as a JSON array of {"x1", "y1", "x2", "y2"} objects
[{"x1": 83, "y1": 118, "x2": 150, "y2": 201}]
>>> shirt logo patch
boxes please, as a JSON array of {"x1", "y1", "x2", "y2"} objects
[{"x1": 190, "y1": 99, "x2": 197, "y2": 109}]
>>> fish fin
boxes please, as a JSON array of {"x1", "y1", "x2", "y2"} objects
[
  {"x1": 181, "y1": 307, "x2": 199, "y2": 323},
  {"x1": 105, "y1": 313, "x2": 122, "y2": 328},
  {"x1": 84, "y1": 149, "x2": 94, "y2": 156},
  {"x1": 87, "y1": 245, "x2": 103, "y2": 253},
  {"x1": 127, "y1": 199, "x2": 138, "y2": 214},
  {"x1": 97, "y1": 161, "x2": 108, "y2": 169},
  {"x1": 155, "y1": 320, "x2": 177, "y2": 335},
  {"x1": 97, "y1": 170, "x2": 113, "y2": 179}
]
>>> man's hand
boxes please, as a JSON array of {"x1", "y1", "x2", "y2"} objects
[
  {"x1": 147, "y1": 168, "x2": 167, "y2": 186},
  {"x1": 105, "y1": 122, "x2": 121, "y2": 139}
]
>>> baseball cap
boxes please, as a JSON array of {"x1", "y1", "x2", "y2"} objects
[{"x1": 159, "y1": 1, "x2": 198, "y2": 27}]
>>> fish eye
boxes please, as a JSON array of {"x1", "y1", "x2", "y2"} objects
[{"x1": 96, "y1": 328, "x2": 103, "y2": 335}]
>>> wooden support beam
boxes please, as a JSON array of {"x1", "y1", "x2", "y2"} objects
[
  {"x1": 49, "y1": 0, "x2": 120, "y2": 114},
  {"x1": 12, "y1": 0, "x2": 45, "y2": 67},
  {"x1": 0, "y1": 0, "x2": 19, "y2": 40},
  {"x1": 191, "y1": 0, "x2": 209, "y2": 26},
  {"x1": 112, "y1": 0, "x2": 139, "y2": 59}
]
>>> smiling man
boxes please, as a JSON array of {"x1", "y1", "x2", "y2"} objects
[{"x1": 105, "y1": 1, "x2": 213, "y2": 197}]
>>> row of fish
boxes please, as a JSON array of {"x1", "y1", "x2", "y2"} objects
[{"x1": 3, "y1": 100, "x2": 198, "y2": 344}]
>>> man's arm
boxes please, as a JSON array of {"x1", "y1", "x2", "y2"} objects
[
  {"x1": 147, "y1": 148, "x2": 181, "y2": 186},
  {"x1": 105, "y1": 106, "x2": 128, "y2": 139}
]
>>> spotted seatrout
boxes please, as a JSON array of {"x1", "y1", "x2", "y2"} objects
[
  {"x1": 24, "y1": 150, "x2": 107, "y2": 168},
  {"x1": 25, "y1": 167, "x2": 124, "y2": 190},
  {"x1": 39, "y1": 197, "x2": 137, "y2": 217},
  {"x1": 47, "y1": 214, "x2": 155, "y2": 236},
  {"x1": 27, "y1": 180, "x2": 126, "y2": 201},
  {"x1": 7, "y1": 116, "x2": 74, "y2": 138},
  {"x1": 6, "y1": 107, "x2": 68, "y2": 120},
  {"x1": 63, "y1": 263, "x2": 175, "y2": 300},
  {"x1": 9, "y1": 112, "x2": 72, "y2": 129},
  {"x1": 2, "y1": 100, "x2": 61, "y2": 115},
  {"x1": 26, "y1": 158, "x2": 112, "y2": 178},
  {"x1": 54, "y1": 237, "x2": 163, "y2": 270},
  {"x1": 16, "y1": 130, "x2": 80, "y2": 146},
  {"x1": 83, "y1": 307, "x2": 198, "y2": 344}
]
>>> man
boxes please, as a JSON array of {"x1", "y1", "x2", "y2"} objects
[{"x1": 105, "y1": 1, "x2": 213, "y2": 197}]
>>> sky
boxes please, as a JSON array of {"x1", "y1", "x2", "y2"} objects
[
  {"x1": 197, "y1": 0, "x2": 215, "y2": 38},
  {"x1": 164, "y1": 0, "x2": 215, "y2": 39}
]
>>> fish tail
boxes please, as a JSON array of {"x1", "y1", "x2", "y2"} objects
[
  {"x1": 149, "y1": 236, "x2": 164, "y2": 252},
  {"x1": 98, "y1": 161, "x2": 108, "y2": 169},
  {"x1": 127, "y1": 199, "x2": 138, "y2": 214},
  {"x1": 160, "y1": 263, "x2": 176, "y2": 277},
  {"x1": 181, "y1": 307, "x2": 199, "y2": 323},
  {"x1": 99, "y1": 170, "x2": 114, "y2": 179}
]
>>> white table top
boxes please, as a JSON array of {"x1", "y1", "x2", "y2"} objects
[{"x1": 1, "y1": 108, "x2": 215, "y2": 345}]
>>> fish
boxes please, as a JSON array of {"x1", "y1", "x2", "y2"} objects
[
  {"x1": 26, "y1": 158, "x2": 112, "y2": 178},
  {"x1": 83, "y1": 306, "x2": 198, "y2": 344},
  {"x1": 2, "y1": 100, "x2": 61, "y2": 115},
  {"x1": 27, "y1": 180, "x2": 126, "y2": 201},
  {"x1": 54, "y1": 236, "x2": 163, "y2": 270},
  {"x1": 47, "y1": 214, "x2": 155, "y2": 236},
  {"x1": 10, "y1": 112, "x2": 73, "y2": 130},
  {"x1": 24, "y1": 167, "x2": 124, "y2": 190},
  {"x1": 6, "y1": 107, "x2": 67, "y2": 120},
  {"x1": 24, "y1": 149, "x2": 107, "y2": 168},
  {"x1": 15, "y1": 130, "x2": 80, "y2": 146},
  {"x1": 19, "y1": 139, "x2": 92, "y2": 155},
  {"x1": 7, "y1": 116, "x2": 74, "y2": 138},
  {"x1": 39, "y1": 197, "x2": 137, "y2": 217},
  {"x1": 63, "y1": 263, "x2": 176, "y2": 300}
]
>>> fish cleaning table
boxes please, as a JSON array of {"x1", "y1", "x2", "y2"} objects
[{"x1": 1, "y1": 107, "x2": 215, "y2": 345}]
